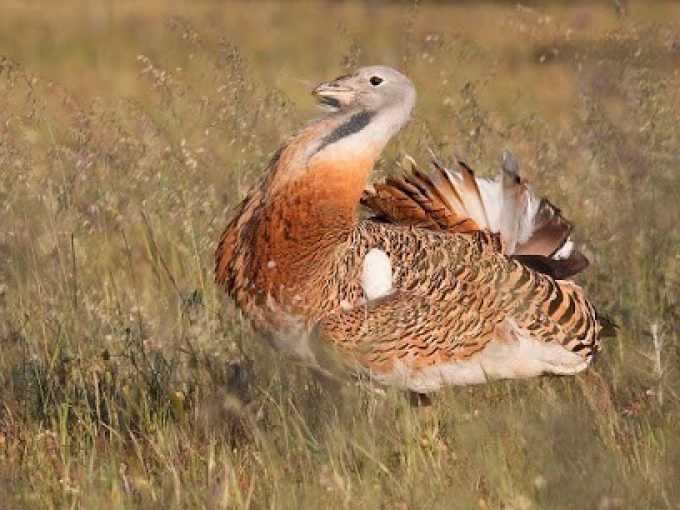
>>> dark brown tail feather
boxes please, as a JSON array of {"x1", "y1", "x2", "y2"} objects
[{"x1": 512, "y1": 252, "x2": 589, "y2": 280}]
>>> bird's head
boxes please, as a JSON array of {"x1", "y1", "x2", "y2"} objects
[{"x1": 312, "y1": 65, "x2": 416, "y2": 116}]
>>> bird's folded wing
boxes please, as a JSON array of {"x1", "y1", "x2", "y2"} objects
[
  {"x1": 314, "y1": 283, "x2": 598, "y2": 391},
  {"x1": 316, "y1": 291, "x2": 496, "y2": 375}
]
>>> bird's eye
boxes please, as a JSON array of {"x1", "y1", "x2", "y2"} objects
[{"x1": 369, "y1": 76, "x2": 384, "y2": 86}]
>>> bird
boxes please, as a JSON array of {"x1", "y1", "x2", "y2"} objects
[{"x1": 215, "y1": 65, "x2": 611, "y2": 393}]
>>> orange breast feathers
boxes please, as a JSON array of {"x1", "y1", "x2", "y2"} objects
[
  {"x1": 216, "y1": 150, "x2": 376, "y2": 304},
  {"x1": 252, "y1": 155, "x2": 374, "y2": 285}
]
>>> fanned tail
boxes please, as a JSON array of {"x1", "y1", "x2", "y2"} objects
[
  {"x1": 362, "y1": 155, "x2": 480, "y2": 233},
  {"x1": 361, "y1": 150, "x2": 589, "y2": 280}
]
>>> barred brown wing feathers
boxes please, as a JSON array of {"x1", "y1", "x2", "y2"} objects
[
  {"x1": 539, "y1": 279, "x2": 601, "y2": 356},
  {"x1": 362, "y1": 181, "x2": 438, "y2": 227},
  {"x1": 361, "y1": 158, "x2": 480, "y2": 234},
  {"x1": 319, "y1": 290, "x2": 497, "y2": 371},
  {"x1": 420, "y1": 158, "x2": 475, "y2": 226},
  {"x1": 499, "y1": 263, "x2": 601, "y2": 356}
]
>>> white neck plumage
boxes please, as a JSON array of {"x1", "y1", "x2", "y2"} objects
[{"x1": 310, "y1": 100, "x2": 413, "y2": 165}]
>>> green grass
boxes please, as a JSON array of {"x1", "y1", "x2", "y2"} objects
[{"x1": 0, "y1": 1, "x2": 678, "y2": 508}]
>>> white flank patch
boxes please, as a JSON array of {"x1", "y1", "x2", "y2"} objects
[
  {"x1": 362, "y1": 248, "x2": 393, "y2": 301},
  {"x1": 372, "y1": 319, "x2": 590, "y2": 392}
]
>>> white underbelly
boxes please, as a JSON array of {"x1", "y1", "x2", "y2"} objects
[
  {"x1": 371, "y1": 334, "x2": 590, "y2": 393},
  {"x1": 266, "y1": 298, "x2": 591, "y2": 392}
]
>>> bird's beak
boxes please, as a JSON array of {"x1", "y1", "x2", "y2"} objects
[{"x1": 312, "y1": 80, "x2": 355, "y2": 110}]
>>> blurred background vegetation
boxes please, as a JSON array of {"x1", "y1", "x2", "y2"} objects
[{"x1": 0, "y1": 1, "x2": 678, "y2": 508}]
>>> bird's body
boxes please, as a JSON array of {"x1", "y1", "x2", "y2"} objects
[{"x1": 216, "y1": 66, "x2": 607, "y2": 392}]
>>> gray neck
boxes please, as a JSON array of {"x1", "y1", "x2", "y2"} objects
[{"x1": 312, "y1": 102, "x2": 412, "y2": 160}]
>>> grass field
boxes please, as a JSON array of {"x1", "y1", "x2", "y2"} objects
[{"x1": 0, "y1": 1, "x2": 678, "y2": 508}]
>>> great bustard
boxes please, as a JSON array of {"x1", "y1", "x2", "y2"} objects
[{"x1": 216, "y1": 65, "x2": 610, "y2": 392}]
